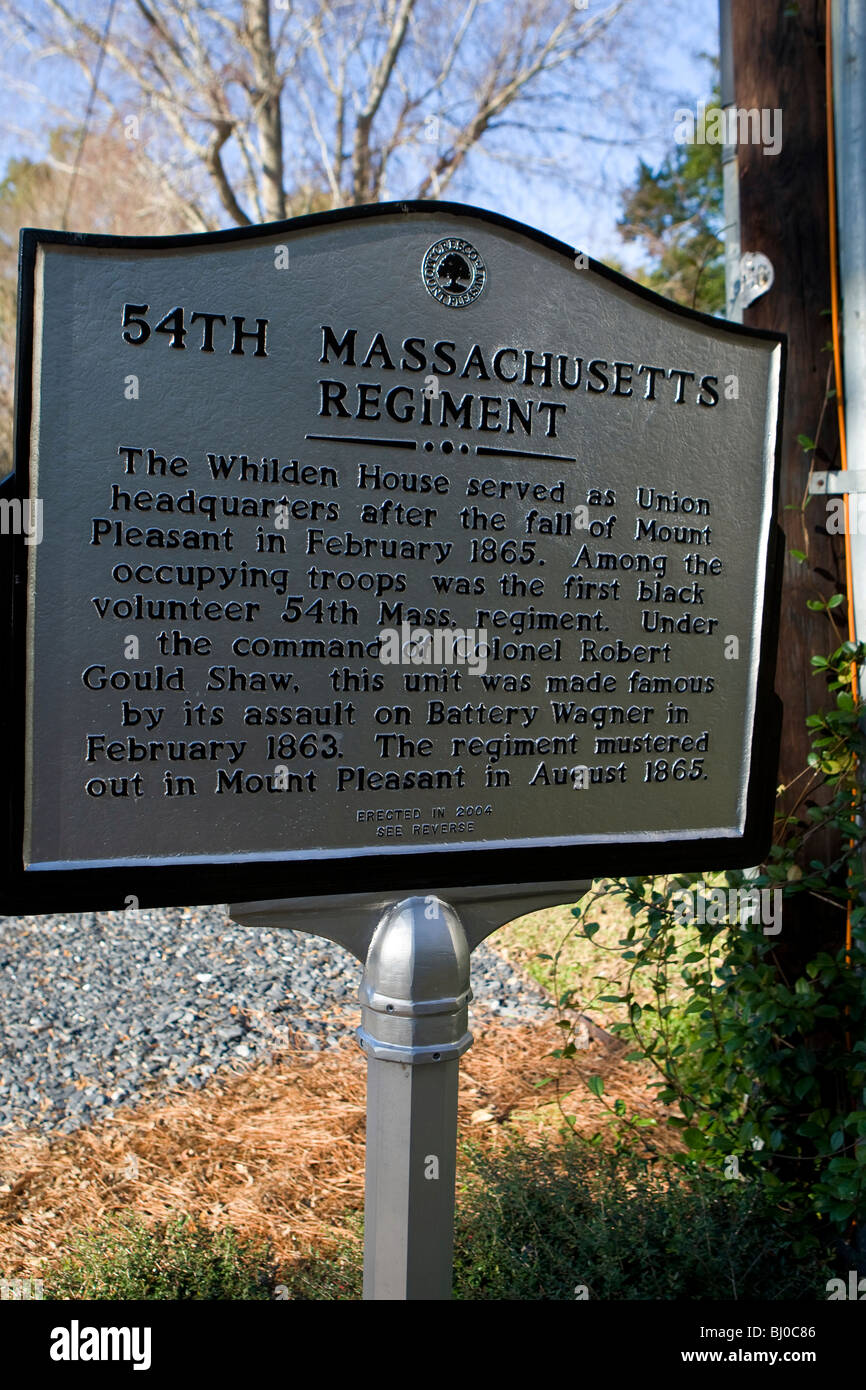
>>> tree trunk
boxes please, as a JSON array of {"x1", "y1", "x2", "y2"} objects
[
  {"x1": 247, "y1": 0, "x2": 286, "y2": 222},
  {"x1": 734, "y1": 0, "x2": 844, "y2": 852},
  {"x1": 732, "y1": 0, "x2": 846, "y2": 1096}
]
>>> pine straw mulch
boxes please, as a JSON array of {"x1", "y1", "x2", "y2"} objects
[{"x1": 0, "y1": 1016, "x2": 681, "y2": 1279}]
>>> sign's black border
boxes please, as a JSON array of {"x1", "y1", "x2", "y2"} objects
[{"x1": 1, "y1": 200, "x2": 785, "y2": 915}]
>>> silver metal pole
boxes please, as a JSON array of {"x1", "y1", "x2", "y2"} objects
[
  {"x1": 358, "y1": 896, "x2": 473, "y2": 1300},
  {"x1": 719, "y1": 0, "x2": 742, "y2": 321},
  {"x1": 832, "y1": 0, "x2": 866, "y2": 649},
  {"x1": 231, "y1": 878, "x2": 592, "y2": 1297}
]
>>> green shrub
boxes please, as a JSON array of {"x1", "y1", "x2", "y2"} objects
[
  {"x1": 48, "y1": 1214, "x2": 276, "y2": 1300},
  {"x1": 552, "y1": 640, "x2": 866, "y2": 1250},
  {"x1": 44, "y1": 1139, "x2": 830, "y2": 1300},
  {"x1": 272, "y1": 1219, "x2": 363, "y2": 1301},
  {"x1": 451, "y1": 1136, "x2": 827, "y2": 1300}
]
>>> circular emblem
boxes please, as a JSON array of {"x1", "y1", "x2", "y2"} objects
[{"x1": 422, "y1": 238, "x2": 487, "y2": 307}]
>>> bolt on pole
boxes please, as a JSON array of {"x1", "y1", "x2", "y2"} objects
[{"x1": 357, "y1": 895, "x2": 473, "y2": 1300}]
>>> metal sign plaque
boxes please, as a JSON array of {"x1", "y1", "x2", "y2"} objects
[{"x1": 2, "y1": 202, "x2": 783, "y2": 913}]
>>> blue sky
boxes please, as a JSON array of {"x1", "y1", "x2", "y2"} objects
[
  {"x1": 482, "y1": 1, "x2": 719, "y2": 264},
  {"x1": 0, "y1": 0, "x2": 718, "y2": 269}
]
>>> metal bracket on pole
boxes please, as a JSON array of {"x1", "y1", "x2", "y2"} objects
[
  {"x1": 730, "y1": 251, "x2": 775, "y2": 314},
  {"x1": 809, "y1": 471, "x2": 866, "y2": 496},
  {"x1": 359, "y1": 895, "x2": 472, "y2": 1300}
]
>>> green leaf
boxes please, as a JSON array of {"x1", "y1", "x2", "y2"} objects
[{"x1": 587, "y1": 1074, "x2": 604, "y2": 1099}]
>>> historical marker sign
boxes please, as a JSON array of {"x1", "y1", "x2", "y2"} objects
[{"x1": 1, "y1": 202, "x2": 784, "y2": 914}]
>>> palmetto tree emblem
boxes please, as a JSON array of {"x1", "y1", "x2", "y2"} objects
[
  {"x1": 437, "y1": 253, "x2": 471, "y2": 292},
  {"x1": 422, "y1": 238, "x2": 487, "y2": 306}
]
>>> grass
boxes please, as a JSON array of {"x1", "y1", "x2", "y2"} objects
[
  {"x1": 497, "y1": 880, "x2": 687, "y2": 1026},
  {"x1": 48, "y1": 1215, "x2": 277, "y2": 1300},
  {"x1": 45, "y1": 1137, "x2": 829, "y2": 1302}
]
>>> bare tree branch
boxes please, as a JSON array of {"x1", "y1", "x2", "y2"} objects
[
  {"x1": 351, "y1": 0, "x2": 416, "y2": 202},
  {"x1": 205, "y1": 119, "x2": 251, "y2": 224},
  {"x1": 244, "y1": 0, "x2": 286, "y2": 220},
  {"x1": 7, "y1": 0, "x2": 645, "y2": 227}
]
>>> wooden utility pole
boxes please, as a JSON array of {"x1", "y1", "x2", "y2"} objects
[
  {"x1": 732, "y1": 0, "x2": 845, "y2": 880},
  {"x1": 728, "y1": 4, "x2": 854, "y2": 1222}
]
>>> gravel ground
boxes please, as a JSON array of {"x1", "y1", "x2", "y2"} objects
[{"x1": 0, "y1": 905, "x2": 549, "y2": 1134}]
